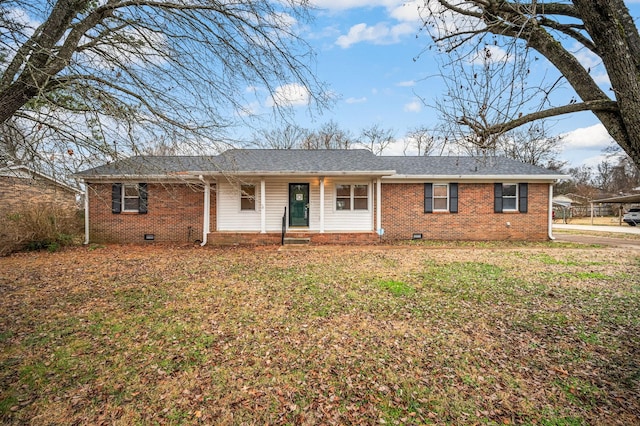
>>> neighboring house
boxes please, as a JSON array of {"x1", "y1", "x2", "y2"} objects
[
  {"x1": 0, "y1": 164, "x2": 80, "y2": 219},
  {"x1": 74, "y1": 149, "x2": 566, "y2": 245}
]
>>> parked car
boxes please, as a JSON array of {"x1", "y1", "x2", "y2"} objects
[{"x1": 623, "y1": 208, "x2": 640, "y2": 226}]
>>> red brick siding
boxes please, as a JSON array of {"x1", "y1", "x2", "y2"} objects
[
  {"x1": 381, "y1": 182, "x2": 550, "y2": 241},
  {"x1": 88, "y1": 182, "x2": 215, "y2": 243},
  {"x1": 0, "y1": 176, "x2": 78, "y2": 219}
]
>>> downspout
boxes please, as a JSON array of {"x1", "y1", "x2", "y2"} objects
[
  {"x1": 199, "y1": 175, "x2": 210, "y2": 246},
  {"x1": 548, "y1": 183, "x2": 555, "y2": 240},
  {"x1": 83, "y1": 183, "x2": 90, "y2": 245}
]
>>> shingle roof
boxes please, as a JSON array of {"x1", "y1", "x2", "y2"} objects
[
  {"x1": 382, "y1": 156, "x2": 559, "y2": 176},
  {"x1": 75, "y1": 149, "x2": 564, "y2": 179}
]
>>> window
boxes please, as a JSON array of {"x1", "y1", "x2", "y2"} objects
[
  {"x1": 502, "y1": 183, "x2": 517, "y2": 211},
  {"x1": 111, "y1": 183, "x2": 148, "y2": 214},
  {"x1": 424, "y1": 183, "x2": 458, "y2": 213},
  {"x1": 494, "y1": 183, "x2": 528, "y2": 213},
  {"x1": 433, "y1": 184, "x2": 448, "y2": 211},
  {"x1": 336, "y1": 184, "x2": 368, "y2": 211},
  {"x1": 240, "y1": 184, "x2": 256, "y2": 211},
  {"x1": 123, "y1": 184, "x2": 141, "y2": 212}
]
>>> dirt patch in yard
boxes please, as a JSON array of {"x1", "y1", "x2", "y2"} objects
[{"x1": 1, "y1": 243, "x2": 639, "y2": 425}]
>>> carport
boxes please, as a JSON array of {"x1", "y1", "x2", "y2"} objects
[{"x1": 589, "y1": 194, "x2": 640, "y2": 225}]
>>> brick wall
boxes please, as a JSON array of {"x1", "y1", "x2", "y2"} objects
[
  {"x1": 88, "y1": 182, "x2": 215, "y2": 243},
  {"x1": 0, "y1": 176, "x2": 78, "y2": 219},
  {"x1": 381, "y1": 182, "x2": 551, "y2": 241}
]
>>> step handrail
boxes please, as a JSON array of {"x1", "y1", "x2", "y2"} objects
[{"x1": 281, "y1": 206, "x2": 287, "y2": 245}]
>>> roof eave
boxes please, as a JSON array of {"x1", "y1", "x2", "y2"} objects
[{"x1": 382, "y1": 174, "x2": 568, "y2": 181}]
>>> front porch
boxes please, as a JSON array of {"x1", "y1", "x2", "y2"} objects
[{"x1": 206, "y1": 231, "x2": 380, "y2": 246}]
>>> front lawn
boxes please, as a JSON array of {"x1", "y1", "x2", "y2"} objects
[{"x1": 1, "y1": 244, "x2": 638, "y2": 425}]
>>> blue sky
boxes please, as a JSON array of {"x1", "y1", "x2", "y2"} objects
[{"x1": 258, "y1": 0, "x2": 640, "y2": 168}]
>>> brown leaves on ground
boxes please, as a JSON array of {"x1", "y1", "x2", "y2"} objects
[{"x1": 0, "y1": 243, "x2": 639, "y2": 425}]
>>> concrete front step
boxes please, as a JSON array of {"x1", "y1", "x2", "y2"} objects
[{"x1": 283, "y1": 237, "x2": 311, "y2": 245}]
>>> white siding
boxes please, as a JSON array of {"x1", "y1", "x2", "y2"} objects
[
  {"x1": 217, "y1": 180, "x2": 261, "y2": 231},
  {"x1": 216, "y1": 177, "x2": 374, "y2": 232},
  {"x1": 323, "y1": 178, "x2": 373, "y2": 231}
]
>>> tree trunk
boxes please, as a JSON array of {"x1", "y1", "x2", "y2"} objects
[{"x1": 573, "y1": 0, "x2": 640, "y2": 168}]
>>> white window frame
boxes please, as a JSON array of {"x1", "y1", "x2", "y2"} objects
[
  {"x1": 502, "y1": 183, "x2": 518, "y2": 212},
  {"x1": 432, "y1": 183, "x2": 449, "y2": 212},
  {"x1": 122, "y1": 183, "x2": 140, "y2": 212},
  {"x1": 240, "y1": 184, "x2": 256, "y2": 211},
  {"x1": 335, "y1": 183, "x2": 369, "y2": 211}
]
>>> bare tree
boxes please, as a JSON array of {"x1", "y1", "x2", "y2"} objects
[
  {"x1": 496, "y1": 123, "x2": 563, "y2": 166},
  {"x1": 358, "y1": 123, "x2": 395, "y2": 155},
  {"x1": 403, "y1": 126, "x2": 442, "y2": 156},
  {"x1": 0, "y1": 0, "x2": 326, "y2": 174},
  {"x1": 421, "y1": 0, "x2": 640, "y2": 168},
  {"x1": 593, "y1": 160, "x2": 615, "y2": 193},
  {"x1": 300, "y1": 120, "x2": 354, "y2": 150},
  {"x1": 251, "y1": 123, "x2": 309, "y2": 149}
]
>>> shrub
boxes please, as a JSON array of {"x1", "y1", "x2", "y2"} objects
[{"x1": 0, "y1": 204, "x2": 83, "y2": 256}]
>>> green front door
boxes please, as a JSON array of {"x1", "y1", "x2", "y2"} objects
[{"x1": 289, "y1": 183, "x2": 309, "y2": 227}]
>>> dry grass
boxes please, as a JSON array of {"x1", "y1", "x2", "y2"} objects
[{"x1": 1, "y1": 243, "x2": 639, "y2": 425}]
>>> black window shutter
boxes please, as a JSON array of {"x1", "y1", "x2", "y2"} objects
[
  {"x1": 519, "y1": 183, "x2": 528, "y2": 213},
  {"x1": 424, "y1": 183, "x2": 433, "y2": 213},
  {"x1": 494, "y1": 183, "x2": 503, "y2": 213},
  {"x1": 112, "y1": 183, "x2": 122, "y2": 214},
  {"x1": 450, "y1": 183, "x2": 458, "y2": 213},
  {"x1": 139, "y1": 183, "x2": 148, "y2": 214}
]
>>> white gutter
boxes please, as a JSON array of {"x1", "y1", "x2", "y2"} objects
[
  {"x1": 187, "y1": 170, "x2": 398, "y2": 177},
  {"x1": 548, "y1": 184, "x2": 555, "y2": 240},
  {"x1": 383, "y1": 174, "x2": 568, "y2": 181},
  {"x1": 199, "y1": 175, "x2": 210, "y2": 246},
  {"x1": 83, "y1": 183, "x2": 90, "y2": 245}
]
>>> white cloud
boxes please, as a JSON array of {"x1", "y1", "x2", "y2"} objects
[
  {"x1": 396, "y1": 80, "x2": 416, "y2": 87},
  {"x1": 469, "y1": 45, "x2": 511, "y2": 64},
  {"x1": 573, "y1": 47, "x2": 610, "y2": 86},
  {"x1": 336, "y1": 22, "x2": 415, "y2": 48},
  {"x1": 266, "y1": 83, "x2": 310, "y2": 107},
  {"x1": 561, "y1": 124, "x2": 613, "y2": 150},
  {"x1": 311, "y1": 0, "x2": 404, "y2": 11},
  {"x1": 345, "y1": 97, "x2": 367, "y2": 104},
  {"x1": 389, "y1": 1, "x2": 422, "y2": 22},
  {"x1": 403, "y1": 99, "x2": 422, "y2": 112}
]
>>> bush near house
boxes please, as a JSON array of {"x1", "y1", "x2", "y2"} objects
[{"x1": 0, "y1": 204, "x2": 83, "y2": 256}]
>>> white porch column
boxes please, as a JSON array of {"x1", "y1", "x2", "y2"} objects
[
  {"x1": 83, "y1": 183, "x2": 90, "y2": 245},
  {"x1": 200, "y1": 177, "x2": 210, "y2": 246},
  {"x1": 260, "y1": 178, "x2": 266, "y2": 233},
  {"x1": 376, "y1": 177, "x2": 382, "y2": 232},
  {"x1": 319, "y1": 177, "x2": 325, "y2": 233},
  {"x1": 548, "y1": 183, "x2": 555, "y2": 240}
]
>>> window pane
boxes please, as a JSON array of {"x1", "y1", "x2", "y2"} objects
[
  {"x1": 241, "y1": 184, "x2": 255, "y2": 197},
  {"x1": 434, "y1": 198, "x2": 447, "y2": 210},
  {"x1": 124, "y1": 185, "x2": 139, "y2": 197},
  {"x1": 354, "y1": 198, "x2": 368, "y2": 210},
  {"x1": 336, "y1": 198, "x2": 350, "y2": 210},
  {"x1": 241, "y1": 198, "x2": 255, "y2": 210},
  {"x1": 433, "y1": 184, "x2": 447, "y2": 197},
  {"x1": 124, "y1": 198, "x2": 139, "y2": 211},
  {"x1": 503, "y1": 198, "x2": 517, "y2": 210},
  {"x1": 336, "y1": 184, "x2": 351, "y2": 197},
  {"x1": 353, "y1": 184, "x2": 368, "y2": 196},
  {"x1": 502, "y1": 183, "x2": 517, "y2": 197}
]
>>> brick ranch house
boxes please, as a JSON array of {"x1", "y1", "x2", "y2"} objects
[{"x1": 74, "y1": 149, "x2": 566, "y2": 245}]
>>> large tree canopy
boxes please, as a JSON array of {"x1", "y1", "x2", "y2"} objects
[
  {"x1": 421, "y1": 0, "x2": 640, "y2": 168},
  {"x1": 0, "y1": 0, "x2": 325, "y2": 173}
]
